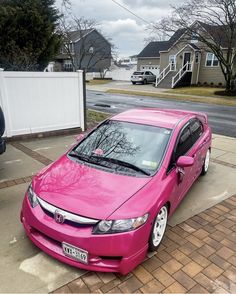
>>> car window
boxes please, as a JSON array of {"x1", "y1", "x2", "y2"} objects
[
  {"x1": 133, "y1": 71, "x2": 144, "y2": 75},
  {"x1": 145, "y1": 72, "x2": 149, "y2": 75},
  {"x1": 175, "y1": 126, "x2": 193, "y2": 160},
  {"x1": 190, "y1": 119, "x2": 203, "y2": 144},
  {"x1": 149, "y1": 72, "x2": 153, "y2": 75}
]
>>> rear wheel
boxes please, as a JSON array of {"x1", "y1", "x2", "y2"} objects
[
  {"x1": 149, "y1": 205, "x2": 168, "y2": 251},
  {"x1": 201, "y1": 149, "x2": 210, "y2": 175}
]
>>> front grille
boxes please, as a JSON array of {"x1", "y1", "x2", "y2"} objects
[
  {"x1": 37, "y1": 196, "x2": 99, "y2": 227},
  {"x1": 41, "y1": 207, "x2": 92, "y2": 228}
]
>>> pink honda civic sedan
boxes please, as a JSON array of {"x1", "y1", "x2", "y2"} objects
[{"x1": 21, "y1": 108, "x2": 211, "y2": 274}]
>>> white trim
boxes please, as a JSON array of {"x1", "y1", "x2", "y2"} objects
[
  {"x1": 196, "y1": 52, "x2": 202, "y2": 84},
  {"x1": 73, "y1": 28, "x2": 95, "y2": 43}
]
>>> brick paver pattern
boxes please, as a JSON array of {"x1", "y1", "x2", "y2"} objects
[{"x1": 53, "y1": 195, "x2": 236, "y2": 294}]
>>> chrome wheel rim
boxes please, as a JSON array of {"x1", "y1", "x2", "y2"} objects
[
  {"x1": 152, "y1": 206, "x2": 168, "y2": 247},
  {"x1": 204, "y1": 149, "x2": 210, "y2": 172}
]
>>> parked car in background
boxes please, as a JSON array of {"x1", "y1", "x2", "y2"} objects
[
  {"x1": 131, "y1": 71, "x2": 156, "y2": 85},
  {"x1": 21, "y1": 108, "x2": 212, "y2": 274},
  {"x1": 0, "y1": 106, "x2": 6, "y2": 154}
]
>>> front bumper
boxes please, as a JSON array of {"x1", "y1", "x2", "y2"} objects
[
  {"x1": 21, "y1": 196, "x2": 149, "y2": 274},
  {"x1": 131, "y1": 77, "x2": 143, "y2": 82}
]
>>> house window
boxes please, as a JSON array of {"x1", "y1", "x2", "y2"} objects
[
  {"x1": 206, "y1": 53, "x2": 219, "y2": 67},
  {"x1": 191, "y1": 32, "x2": 198, "y2": 43},
  {"x1": 64, "y1": 60, "x2": 73, "y2": 71},
  {"x1": 89, "y1": 46, "x2": 94, "y2": 54},
  {"x1": 195, "y1": 52, "x2": 200, "y2": 63},
  {"x1": 169, "y1": 55, "x2": 176, "y2": 70},
  {"x1": 169, "y1": 55, "x2": 176, "y2": 63}
]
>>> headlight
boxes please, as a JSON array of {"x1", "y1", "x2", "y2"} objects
[
  {"x1": 93, "y1": 214, "x2": 148, "y2": 234},
  {"x1": 139, "y1": 77, "x2": 143, "y2": 80},
  {"x1": 27, "y1": 183, "x2": 39, "y2": 208}
]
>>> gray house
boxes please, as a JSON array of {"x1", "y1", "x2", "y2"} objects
[
  {"x1": 137, "y1": 22, "x2": 233, "y2": 88},
  {"x1": 55, "y1": 29, "x2": 112, "y2": 72}
]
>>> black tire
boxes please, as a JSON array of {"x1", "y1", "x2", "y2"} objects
[
  {"x1": 143, "y1": 79, "x2": 147, "y2": 85},
  {"x1": 201, "y1": 149, "x2": 210, "y2": 176},
  {"x1": 0, "y1": 106, "x2": 5, "y2": 137},
  {"x1": 149, "y1": 205, "x2": 168, "y2": 252},
  {"x1": 132, "y1": 81, "x2": 136, "y2": 85}
]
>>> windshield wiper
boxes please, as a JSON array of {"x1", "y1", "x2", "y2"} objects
[
  {"x1": 69, "y1": 151, "x2": 110, "y2": 169},
  {"x1": 69, "y1": 151, "x2": 91, "y2": 162},
  {"x1": 91, "y1": 156, "x2": 150, "y2": 176}
]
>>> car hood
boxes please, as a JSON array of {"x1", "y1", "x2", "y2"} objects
[{"x1": 33, "y1": 155, "x2": 151, "y2": 220}]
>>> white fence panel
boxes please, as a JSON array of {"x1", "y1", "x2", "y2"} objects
[
  {"x1": 108, "y1": 68, "x2": 134, "y2": 81},
  {"x1": 0, "y1": 69, "x2": 85, "y2": 137},
  {"x1": 86, "y1": 68, "x2": 137, "y2": 82}
]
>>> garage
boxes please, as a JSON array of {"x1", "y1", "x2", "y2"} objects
[{"x1": 140, "y1": 65, "x2": 160, "y2": 76}]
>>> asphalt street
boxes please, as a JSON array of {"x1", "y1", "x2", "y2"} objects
[{"x1": 87, "y1": 90, "x2": 236, "y2": 137}]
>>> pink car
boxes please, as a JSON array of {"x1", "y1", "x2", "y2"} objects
[{"x1": 21, "y1": 108, "x2": 211, "y2": 274}]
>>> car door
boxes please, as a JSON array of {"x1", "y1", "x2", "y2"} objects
[
  {"x1": 144, "y1": 71, "x2": 150, "y2": 82},
  {"x1": 149, "y1": 72, "x2": 156, "y2": 82},
  {"x1": 189, "y1": 118, "x2": 205, "y2": 181},
  {"x1": 166, "y1": 122, "x2": 195, "y2": 210}
]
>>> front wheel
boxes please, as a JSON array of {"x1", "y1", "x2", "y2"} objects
[
  {"x1": 201, "y1": 149, "x2": 210, "y2": 175},
  {"x1": 143, "y1": 79, "x2": 147, "y2": 85},
  {"x1": 149, "y1": 205, "x2": 168, "y2": 251},
  {"x1": 132, "y1": 81, "x2": 136, "y2": 85}
]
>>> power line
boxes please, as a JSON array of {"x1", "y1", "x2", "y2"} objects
[{"x1": 111, "y1": 0, "x2": 151, "y2": 25}]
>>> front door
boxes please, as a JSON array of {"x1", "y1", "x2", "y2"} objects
[
  {"x1": 183, "y1": 52, "x2": 191, "y2": 70},
  {"x1": 165, "y1": 123, "x2": 195, "y2": 213}
]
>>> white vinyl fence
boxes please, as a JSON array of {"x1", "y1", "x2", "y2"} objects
[
  {"x1": 86, "y1": 67, "x2": 137, "y2": 82},
  {"x1": 0, "y1": 69, "x2": 85, "y2": 138},
  {"x1": 106, "y1": 68, "x2": 134, "y2": 81}
]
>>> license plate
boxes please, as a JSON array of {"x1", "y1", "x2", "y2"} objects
[{"x1": 62, "y1": 242, "x2": 88, "y2": 264}]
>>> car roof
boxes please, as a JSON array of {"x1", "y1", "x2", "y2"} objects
[{"x1": 111, "y1": 108, "x2": 192, "y2": 129}]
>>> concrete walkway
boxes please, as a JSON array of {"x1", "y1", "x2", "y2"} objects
[{"x1": 0, "y1": 133, "x2": 235, "y2": 293}]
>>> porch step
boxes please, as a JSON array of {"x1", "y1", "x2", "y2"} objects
[{"x1": 155, "y1": 72, "x2": 176, "y2": 88}]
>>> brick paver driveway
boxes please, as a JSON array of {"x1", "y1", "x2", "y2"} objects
[{"x1": 53, "y1": 195, "x2": 236, "y2": 294}]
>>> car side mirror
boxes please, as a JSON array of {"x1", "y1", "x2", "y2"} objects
[
  {"x1": 75, "y1": 133, "x2": 85, "y2": 142},
  {"x1": 176, "y1": 156, "x2": 194, "y2": 168}
]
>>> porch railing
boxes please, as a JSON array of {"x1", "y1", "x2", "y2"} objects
[
  {"x1": 171, "y1": 62, "x2": 193, "y2": 88},
  {"x1": 155, "y1": 62, "x2": 177, "y2": 87}
]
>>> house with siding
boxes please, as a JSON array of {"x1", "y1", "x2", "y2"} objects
[
  {"x1": 137, "y1": 22, "x2": 232, "y2": 88},
  {"x1": 55, "y1": 29, "x2": 112, "y2": 72}
]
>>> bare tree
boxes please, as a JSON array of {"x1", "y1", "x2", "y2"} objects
[
  {"x1": 58, "y1": 5, "x2": 114, "y2": 74},
  {"x1": 150, "y1": 0, "x2": 236, "y2": 93}
]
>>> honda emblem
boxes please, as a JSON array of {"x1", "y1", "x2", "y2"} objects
[{"x1": 54, "y1": 209, "x2": 65, "y2": 224}]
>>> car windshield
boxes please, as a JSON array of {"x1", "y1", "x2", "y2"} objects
[
  {"x1": 72, "y1": 120, "x2": 171, "y2": 175},
  {"x1": 133, "y1": 71, "x2": 144, "y2": 75}
]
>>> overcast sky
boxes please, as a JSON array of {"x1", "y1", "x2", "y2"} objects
[{"x1": 57, "y1": 0, "x2": 181, "y2": 57}]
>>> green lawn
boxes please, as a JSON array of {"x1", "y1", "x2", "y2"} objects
[
  {"x1": 166, "y1": 87, "x2": 236, "y2": 99},
  {"x1": 106, "y1": 89, "x2": 236, "y2": 107},
  {"x1": 87, "y1": 109, "x2": 110, "y2": 128},
  {"x1": 86, "y1": 79, "x2": 112, "y2": 85}
]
